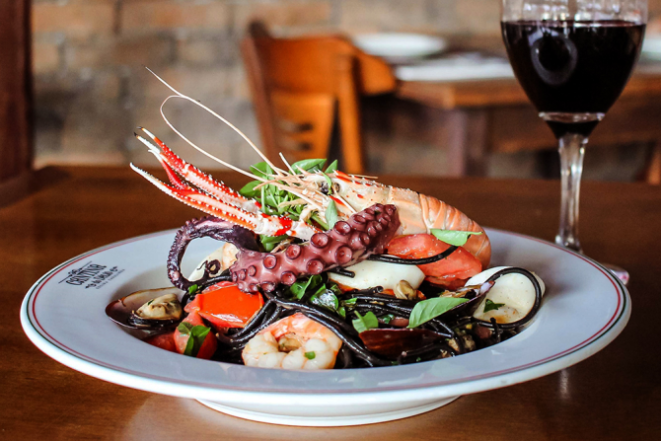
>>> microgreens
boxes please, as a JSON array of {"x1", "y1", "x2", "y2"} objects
[{"x1": 239, "y1": 158, "x2": 341, "y2": 247}]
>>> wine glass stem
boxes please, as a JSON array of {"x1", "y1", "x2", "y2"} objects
[{"x1": 556, "y1": 133, "x2": 587, "y2": 253}]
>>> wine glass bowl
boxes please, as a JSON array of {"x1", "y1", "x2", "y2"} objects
[{"x1": 501, "y1": 0, "x2": 647, "y2": 278}]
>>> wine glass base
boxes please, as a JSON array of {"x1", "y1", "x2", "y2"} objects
[
  {"x1": 601, "y1": 263, "x2": 630, "y2": 286},
  {"x1": 554, "y1": 236, "x2": 629, "y2": 285}
]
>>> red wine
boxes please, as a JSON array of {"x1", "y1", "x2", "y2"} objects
[{"x1": 502, "y1": 20, "x2": 645, "y2": 138}]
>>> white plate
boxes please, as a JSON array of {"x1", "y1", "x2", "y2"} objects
[
  {"x1": 21, "y1": 228, "x2": 630, "y2": 426},
  {"x1": 352, "y1": 33, "x2": 447, "y2": 61}
]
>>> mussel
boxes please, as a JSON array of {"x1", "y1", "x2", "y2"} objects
[
  {"x1": 359, "y1": 328, "x2": 447, "y2": 360},
  {"x1": 105, "y1": 287, "x2": 183, "y2": 330},
  {"x1": 437, "y1": 281, "x2": 495, "y2": 322}
]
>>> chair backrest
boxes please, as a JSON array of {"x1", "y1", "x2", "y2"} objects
[{"x1": 241, "y1": 22, "x2": 395, "y2": 174}]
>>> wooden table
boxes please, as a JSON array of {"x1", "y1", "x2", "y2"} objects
[
  {"x1": 2, "y1": 166, "x2": 660, "y2": 440},
  {"x1": 396, "y1": 63, "x2": 661, "y2": 182}
]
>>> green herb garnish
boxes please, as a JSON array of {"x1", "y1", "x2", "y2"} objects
[
  {"x1": 325, "y1": 160, "x2": 338, "y2": 173},
  {"x1": 381, "y1": 314, "x2": 395, "y2": 324},
  {"x1": 304, "y1": 351, "x2": 316, "y2": 360},
  {"x1": 177, "y1": 322, "x2": 211, "y2": 357},
  {"x1": 187, "y1": 284, "x2": 199, "y2": 295},
  {"x1": 291, "y1": 158, "x2": 327, "y2": 173},
  {"x1": 325, "y1": 200, "x2": 339, "y2": 229},
  {"x1": 429, "y1": 229, "x2": 483, "y2": 247},
  {"x1": 352, "y1": 311, "x2": 379, "y2": 333},
  {"x1": 260, "y1": 234, "x2": 288, "y2": 252},
  {"x1": 289, "y1": 275, "x2": 323, "y2": 300},
  {"x1": 250, "y1": 161, "x2": 274, "y2": 179},
  {"x1": 407, "y1": 297, "x2": 469, "y2": 328},
  {"x1": 239, "y1": 180, "x2": 260, "y2": 198},
  {"x1": 310, "y1": 288, "x2": 340, "y2": 312},
  {"x1": 484, "y1": 299, "x2": 505, "y2": 313}
]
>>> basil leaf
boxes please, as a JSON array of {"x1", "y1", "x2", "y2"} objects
[
  {"x1": 407, "y1": 297, "x2": 469, "y2": 329},
  {"x1": 325, "y1": 159, "x2": 338, "y2": 173},
  {"x1": 183, "y1": 325, "x2": 211, "y2": 357},
  {"x1": 310, "y1": 289, "x2": 339, "y2": 312},
  {"x1": 291, "y1": 158, "x2": 326, "y2": 173},
  {"x1": 352, "y1": 311, "x2": 379, "y2": 334},
  {"x1": 187, "y1": 284, "x2": 198, "y2": 295},
  {"x1": 343, "y1": 298, "x2": 358, "y2": 305},
  {"x1": 250, "y1": 161, "x2": 273, "y2": 180},
  {"x1": 325, "y1": 200, "x2": 339, "y2": 229},
  {"x1": 304, "y1": 351, "x2": 316, "y2": 360},
  {"x1": 430, "y1": 229, "x2": 483, "y2": 247},
  {"x1": 183, "y1": 334, "x2": 196, "y2": 356},
  {"x1": 290, "y1": 278, "x2": 312, "y2": 300},
  {"x1": 177, "y1": 322, "x2": 193, "y2": 335},
  {"x1": 381, "y1": 314, "x2": 394, "y2": 325},
  {"x1": 337, "y1": 306, "x2": 346, "y2": 319},
  {"x1": 239, "y1": 180, "x2": 260, "y2": 198},
  {"x1": 289, "y1": 275, "x2": 323, "y2": 300},
  {"x1": 484, "y1": 299, "x2": 505, "y2": 313}
]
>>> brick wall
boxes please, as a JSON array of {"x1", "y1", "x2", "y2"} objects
[{"x1": 31, "y1": 0, "x2": 661, "y2": 172}]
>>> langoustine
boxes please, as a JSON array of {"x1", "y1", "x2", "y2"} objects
[{"x1": 131, "y1": 124, "x2": 490, "y2": 292}]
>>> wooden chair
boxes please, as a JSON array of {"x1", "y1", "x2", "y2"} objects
[{"x1": 241, "y1": 22, "x2": 396, "y2": 174}]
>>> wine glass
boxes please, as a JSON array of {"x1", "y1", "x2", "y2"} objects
[{"x1": 501, "y1": 0, "x2": 647, "y2": 284}]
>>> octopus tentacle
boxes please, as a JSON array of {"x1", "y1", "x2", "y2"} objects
[
  {"x1": 230, "y1": 204, "x2": 400, "y2": 293},
  {"x1": 167, "y1": 205, "x2": 400, "y2": 294},
  {"x1": 167, "y1": 216, "x2": 259, "y2": 290}
]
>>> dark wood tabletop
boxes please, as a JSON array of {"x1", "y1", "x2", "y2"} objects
[{"x1": 2, "y1": 166, "x2": 660, "y2": 440}]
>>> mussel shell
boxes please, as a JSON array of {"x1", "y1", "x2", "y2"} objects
[
  {"x1": 438, "y1": 281, "x2": 495, "y2": 322},
  {"x1": 359, "y1": 328, "x2": 446, "y2": 360},
  {"x1": 105, "y1": 287, "x2": 183, "y2": 330}
]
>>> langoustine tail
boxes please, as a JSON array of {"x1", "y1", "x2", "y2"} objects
[{"x1": 419, "y1": 194, "x2": 491, "y2": 268}]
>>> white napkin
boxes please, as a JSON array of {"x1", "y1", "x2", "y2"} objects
[{"x1": 395, "y1": 53, "x2": 514, "y2": 82}]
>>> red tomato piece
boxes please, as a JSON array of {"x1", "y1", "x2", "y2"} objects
[
  {"x1": 387, "y1": 234, "x2": 483, "y2": 286},
  {"x1": 173, "y1": 311, "x2": 217, "y2": 359},
  {"x1": 185, "y1": 283, "x2": 264, "y2": 330},
  {"x1": 145, "y1": 332, "x2": 177, "y2": 353}
]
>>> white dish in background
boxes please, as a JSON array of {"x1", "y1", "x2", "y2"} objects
[
  {"x1": 352, "y1": 33, "x2": 448, "y2": 61},
  {"x1": 395, "y1": 53, "x2": 514, "y2": 82},
  {"x1": 21, "y1": 228, "x2": 630, "y2": 426},
  {"x1": 642, "y1": 35, "x2": 661, "y2": 60}
]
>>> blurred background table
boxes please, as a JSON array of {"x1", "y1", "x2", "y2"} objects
[
  {"x1": 396, "y1": 63, "x2": 661, "y2": 180},
  {"x1": 1, "y1": 166, "x2": 660, "y2": 440}
]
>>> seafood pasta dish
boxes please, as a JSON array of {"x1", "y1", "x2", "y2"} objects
[{"x1": 106, "y1": 72, "x2": 546, "y2": 370}]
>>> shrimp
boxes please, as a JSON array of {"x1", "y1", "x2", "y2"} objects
[{"x1": 242, "y1": 313, "x2": 342, "y2": 369}]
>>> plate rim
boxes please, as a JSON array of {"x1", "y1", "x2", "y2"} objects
[{"x1": 20, "y1": 228, "x2": 630, "y2": 404}]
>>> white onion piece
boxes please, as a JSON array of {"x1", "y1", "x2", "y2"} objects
[
  {"x1": 328, "y1": 260, "x2": 425, "y2": 291},
  {"x1": 467, "y1": 266, "x2": 545, "y2": 324}
]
